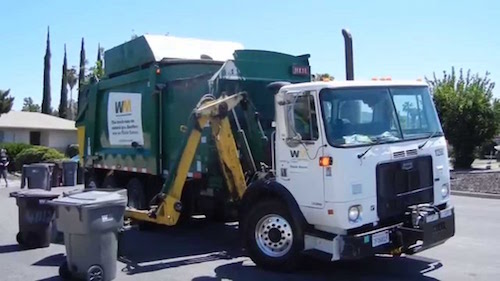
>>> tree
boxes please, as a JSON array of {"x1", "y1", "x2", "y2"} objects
[
  {"x1": 427, "y1": 67, "x2": 499, "y2": 169},
  {"x1": 77, "y1": 38, "x2": 86, "y2": 114},
  {"x1": 22, "y1": 97, "x2": 40, "y2": 112},
  {"x1": 59, "y1": 45, "x2": 68, "y2": 119},
  {"x1": 66, "y1": 66, "x2": 78, "y2": 119},
  {"x1": 0, "y1": 89, "x2": 14, "y2": 116},
  {"x1": 68, "y1": 99, "x2": 78, "y2": 120},
  {"x1": 86, "y1": 44, "x2": 105, "y2": 81},
  {"x1": 41, "y1": 27, "x2": 51, "y2": 114},
  {"x1": 312, "y1": 73, "x2": 334, "y2": 81}
]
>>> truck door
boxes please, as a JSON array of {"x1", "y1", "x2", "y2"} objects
[{"x1": 276, "y1": 91, "x2": 325, "y2": 208}]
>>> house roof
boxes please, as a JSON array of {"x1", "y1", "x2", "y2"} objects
[{"x1": 0, "y1": 111, "x2": 76, "y2": 131}]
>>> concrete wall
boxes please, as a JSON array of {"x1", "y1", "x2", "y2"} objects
[
  {"x1": 0, "y1": 128, "x2": 77, "y2": 151},
  {"x1": 48, "y1": 130, "x2": 77, "y2": 150}
]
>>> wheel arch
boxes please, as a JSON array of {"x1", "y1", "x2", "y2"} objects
[{"x1": 239, "y1": 179, "x2": 308, "y2": 243}]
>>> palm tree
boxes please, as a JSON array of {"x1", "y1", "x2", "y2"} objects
[{"x1": 66, "y1": 67, "x2": 78, "y2": 119}]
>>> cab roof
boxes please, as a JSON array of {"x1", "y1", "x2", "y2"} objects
[{"x1": 281, "y1": 80, "x2": 428, "y2": 92}]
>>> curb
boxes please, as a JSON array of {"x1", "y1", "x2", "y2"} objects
[{"x1": 451, "y1": 190, "x2": 500, "y2": 200}]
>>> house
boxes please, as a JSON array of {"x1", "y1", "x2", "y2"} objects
[{"x1": 0, "y1": 111, "x2": 77, "y2": 151}]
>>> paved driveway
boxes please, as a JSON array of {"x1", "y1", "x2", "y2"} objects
[{"x1": 0, "y1": 184, "x2": 498, "y2": 281}]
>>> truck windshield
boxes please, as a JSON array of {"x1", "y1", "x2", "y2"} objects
[{"x1": 319, "y1": 86, "x2": 443, "y2": 147}]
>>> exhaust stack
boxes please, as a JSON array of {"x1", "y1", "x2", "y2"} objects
[{"x1": 342, "y1": 29, "x2": 354, "y2": 81}]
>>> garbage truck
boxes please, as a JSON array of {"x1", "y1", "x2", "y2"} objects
[{"x1": 76, "y1": 30, "x2": 455, "y2": 270}]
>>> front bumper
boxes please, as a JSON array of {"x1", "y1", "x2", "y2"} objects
[{"x1": 338, "y1": 205, "x2": 455, "y2": 260}]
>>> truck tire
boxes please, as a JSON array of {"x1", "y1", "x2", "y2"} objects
[
  {"x1": 244, "y1": 200, "x2": 304, "y2": 271},
  {"x1": 126, "y1": 178, "x2": 146, "y2": 210},
  {"x1": 85, "y1": 172, "x2": 99, "y2": 189},
  {"x1": 101, "y1": 175, "x2": 118, "y2": 189}
]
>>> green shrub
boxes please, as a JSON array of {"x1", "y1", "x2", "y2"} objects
[
  {"x1": 0, "y1": 143, "x2": 34, "y2": 171},
  {"x1": 0, "y1": 143, "x2": 33, "y2": 159},
  {"x1": 15, "y1": 146, "x2": 66, "y2": 170},
  {"x1": 65, "y1": 144, "x2": 79, "y2": 158}
]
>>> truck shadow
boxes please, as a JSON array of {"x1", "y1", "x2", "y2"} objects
[
  {"x1": 192, "y1": 255, "x2": 442, "y2": 281},
  {"x1": 118, "y1": 219, "x2": 442, "y2": 280},
  {"x1": 118, "y1": 218, "x2": 243, "y2": 275}
]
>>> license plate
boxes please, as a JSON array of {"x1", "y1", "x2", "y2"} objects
[
  {"x1": 372, "y1": 230, "x2": 390, "y2": 247},
  {"x1": 440, "y1": 208, "x2": 452, "y2": 218},
  {"x1": 426, "y1": 213, "x2": 439, "y2": 223}
]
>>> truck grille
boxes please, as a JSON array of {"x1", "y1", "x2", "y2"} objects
[{"x1": 376, "y1": 155, "x2": 434, "y2": 221}]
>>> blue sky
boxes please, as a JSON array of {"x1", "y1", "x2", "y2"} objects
[{"x1": 1, "y1": 0, "x2": 499, "y2": 110}]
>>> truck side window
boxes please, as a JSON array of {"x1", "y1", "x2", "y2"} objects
[{"x1": 291, "y1": 93, "x2": 319, "y2": 141}]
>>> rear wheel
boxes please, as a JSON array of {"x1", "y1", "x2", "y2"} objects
[
  {"x1": 101, "y1": 175, "x2": 118, "y2": 189},
  {"x1": 244, "y1": 200, "x2": 304, "y2": 271},
  {"x1": 59, "y1": 261, "x2": 72, "y2": 280},
  {"x1": 16, "y1": 232, "x2": 24, "y2": 245},
  {"x1": 126, "y1": 178, "x2": 146, "y2": 209},
  {"x1": 87, "y1": 265, "x2": 104, "y2": 281},
  {"x1": 85, "y1": 171, "x2": 99, "y2": 189}
]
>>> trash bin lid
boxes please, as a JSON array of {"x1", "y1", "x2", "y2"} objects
[
  {"x1": 9, "y1": 189, "x2": 60, "y2": 199},
  {"x1": 49, "y1": 190, "x2": 127, "y2": 208},
  {"x1": 30, "y1": 163, "x2": 56, "y2": 167}
]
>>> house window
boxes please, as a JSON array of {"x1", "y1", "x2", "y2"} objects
[{"x1": 30, "y1": 131, "x2": 41, "y2": 145}]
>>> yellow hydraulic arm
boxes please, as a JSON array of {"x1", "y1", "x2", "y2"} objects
[{"x1": 125, "y1": 94, "x2": 247, "y2": 226}]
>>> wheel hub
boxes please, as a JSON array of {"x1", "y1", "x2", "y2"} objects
[
  {"x1": 255, "y1": 214, "x2": 293, "y2": 258},
  {"x1": 268, "y1": 228, "x2": 282, "y2": 243}
]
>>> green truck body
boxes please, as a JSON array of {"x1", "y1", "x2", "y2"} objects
[{"x1": 77, "y1": 35, "x2": 310, "y2": 208}]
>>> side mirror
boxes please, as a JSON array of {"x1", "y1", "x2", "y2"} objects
[{"x1": 286, "y1": 133, "x2": 302, "y2": 147}]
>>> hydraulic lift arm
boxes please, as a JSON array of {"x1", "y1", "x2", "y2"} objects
[{"x1": 125, "y1": 94, "x2": 247, "y2": 226}]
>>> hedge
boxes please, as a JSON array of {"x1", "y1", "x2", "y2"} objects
[
  {"x1": 15, "y1": 146, "x2": 66, "y2": 170},
  {"x1": 0, "y1": 143, "x2": 33, "y2": 159}
]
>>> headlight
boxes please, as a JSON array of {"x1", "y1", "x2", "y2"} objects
[
  {"x1": 348, "y1": 205, "x2": 361, "y2": 222},
  {"x1": 435, "y1": 148, "x2": 444, "y2": 156},
  {"x1": 441, "y1": 183, "x2": 450, "y2": 198}
]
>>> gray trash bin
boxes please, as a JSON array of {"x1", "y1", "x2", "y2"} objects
[
  {"x1": 21, "y1": 163, "x2": 54, "y2": 190},
  {"x1": 61, "y1": 161, "x2": 78, "y2": 186},
  {"x1": 49, "y1": 190, "x2": 127, "y2": 281},
  {"x1": 10, "y1": 189, "x2": 60, "y2": 248}
]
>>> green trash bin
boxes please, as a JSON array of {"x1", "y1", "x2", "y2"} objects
[
  {"x1": 49, "y1": 190, "x2": 127, "y2": 281},
  {"x1": 10, "y1": 189, "x2": 60, "y2": 248}
]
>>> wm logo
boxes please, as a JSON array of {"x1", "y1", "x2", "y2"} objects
[
  {"x1": 115, "y1": 100, "x2": 132, "y2": 114},
  {"x1": 290, "y1": 150, "x2": 300, "y2": 158}
]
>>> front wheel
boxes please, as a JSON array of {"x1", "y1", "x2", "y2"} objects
[
  {"x1": 244, "y1": 200, "x2": 304, "y2": 271},
  {"x1": 87, "y1": 265, "x2": 104, "y2": 281}
]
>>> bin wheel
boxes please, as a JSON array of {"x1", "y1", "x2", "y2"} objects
[
  {"x1": 59, "y1": 261, "x2": 72, "y2": 280},
  {"x1": 87, "y1": 265, "x2": 104, "y2": 281},
  {"x1": 16, "y1": 232, "x2": 24, "y2": 245}
]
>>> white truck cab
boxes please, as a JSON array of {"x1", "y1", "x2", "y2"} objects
[{"x1": 261, "y1": 80, "x2": 455, "y2": 262}]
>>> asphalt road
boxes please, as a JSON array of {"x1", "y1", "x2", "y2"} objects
[{"x1": 0, "y1": 182, "x2": 499, "y2": 281}]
